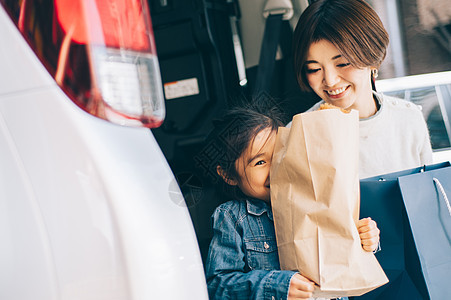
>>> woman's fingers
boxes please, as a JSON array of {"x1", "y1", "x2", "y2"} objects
[{"x1": 358, "y1": 217, "x2": 380, "y2": 251}]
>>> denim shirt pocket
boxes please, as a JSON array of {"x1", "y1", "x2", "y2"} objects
[{"x1": 244, "y1": 238, "x2": 279, "y2": 271}]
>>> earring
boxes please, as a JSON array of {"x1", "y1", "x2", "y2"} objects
[{"x1": 371, "y1": 69, "x2": 379, "y2": 79}]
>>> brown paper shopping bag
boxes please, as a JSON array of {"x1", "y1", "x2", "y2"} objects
[{"x1": 270, "y1": 109, "x2": 388, "y2": 298}]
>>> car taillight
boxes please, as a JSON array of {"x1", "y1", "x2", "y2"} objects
[{"x1": 3, "y1": 0, "x2": 165, "y2": 128}]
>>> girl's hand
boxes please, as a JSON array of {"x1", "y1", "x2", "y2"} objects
[
  {"x1": 288, "y1": 273, "x2": 314, "y2": 299},
  {"x1": 358, "y1": 217, "x2": 380, "y2": 252}
]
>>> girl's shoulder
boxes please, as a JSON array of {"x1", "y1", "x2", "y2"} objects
[
  {"x1": 215, "y1": 199, "x2": 244, "y2": 213},
  {"x1": 212, "y1": 198, "x2": 270, "y2": 222},
  {"x1": 212, "y1": 199, "x2": 248, "y2": 221}
]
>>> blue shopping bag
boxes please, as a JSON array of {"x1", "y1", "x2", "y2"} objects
[{"x1": 355, "y1": 162, "x2": 451, "y2": 300}]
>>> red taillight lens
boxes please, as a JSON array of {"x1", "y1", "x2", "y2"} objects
[
  {"x1": 55, "y1": 0, "x2": 151, "y2": 51},
  {"x1": 4, "y1": 0, "x2": 165, "y2": 128}
]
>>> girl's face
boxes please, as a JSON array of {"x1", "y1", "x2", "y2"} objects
[
  {"x1": 304, "y1": 39, "x2": 375, "y2": 118},
  {"x1": 234, "y1": 127, "x2": 276, "y2": 201}
]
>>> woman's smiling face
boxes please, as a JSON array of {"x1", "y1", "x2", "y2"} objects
[{"x1": 305, "y1": 39, "x2": 375, "y2": 117}]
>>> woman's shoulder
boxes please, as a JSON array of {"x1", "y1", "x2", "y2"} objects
[
  {"x1": 286, "y1": 100, "x2": 324, "y2": 127},
  {"x1": 306, "y1": 100, "x2": 324, "y2": 112},
  {"x1": 378, "y1": 92, "x2": 426, "y2": 124},
  {"x1": 379, "y1": 92, "x2": 423, "y2": 113}
]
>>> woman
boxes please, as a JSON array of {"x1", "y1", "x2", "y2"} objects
[{"x1": 291, "y1": 0, "x2": 433, "y2": 178}]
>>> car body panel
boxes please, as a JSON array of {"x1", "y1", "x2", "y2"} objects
[{"x1": 0, "y1": 5, "x2": 208, "y2": 300}]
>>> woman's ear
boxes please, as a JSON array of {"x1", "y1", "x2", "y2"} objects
[{"x1": 216, "y1": 166, "x2": 238, "y2": 186}]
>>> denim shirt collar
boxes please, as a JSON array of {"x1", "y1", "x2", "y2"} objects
[{"x1": 245, "y1": 198, "x2": 273, "y2": 221}]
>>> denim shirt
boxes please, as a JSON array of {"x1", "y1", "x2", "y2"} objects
[{"x1": 205, "y1": 198, "x2": 297, "y2": 300}]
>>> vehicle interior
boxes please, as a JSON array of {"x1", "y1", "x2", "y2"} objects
[
  {"x1": 147, "y1": 0, "x2": 451, "y2": 264},
  {"x1": 149, "y1": 0, "x2": 318, "y2": 263}
]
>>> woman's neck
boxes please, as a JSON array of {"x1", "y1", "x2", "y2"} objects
[{"x1": 358, "y1": 92, "x2": 378, "y2": 119}]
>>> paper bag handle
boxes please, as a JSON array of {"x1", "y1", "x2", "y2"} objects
[{"x1": 433, "y1": 178, "x2": 451, "y2": 217}]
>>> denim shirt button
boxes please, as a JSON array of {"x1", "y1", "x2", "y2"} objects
[
  {"x1": 271, "y1": 297, "x2": 275, "y2": 300},
  {"x1": 264, "y1": 242, "x2": 270, "y2": 249}
]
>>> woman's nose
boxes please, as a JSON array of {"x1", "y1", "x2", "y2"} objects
[{"x1": 323, "y1": 68, "x2": 339, "y2": 87}]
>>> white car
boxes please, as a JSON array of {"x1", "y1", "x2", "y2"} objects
[{"x1": 0, "y1": 1, "x2": 207, "y2": 299}]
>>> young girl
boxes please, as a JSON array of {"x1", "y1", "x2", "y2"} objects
[{"x1": 204, "y1": 101, "x2": 380, "y2": 300}]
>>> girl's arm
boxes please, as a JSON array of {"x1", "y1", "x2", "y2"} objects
[{"x1": 205, "y1": 207, "x2": 300, "y2": 300}]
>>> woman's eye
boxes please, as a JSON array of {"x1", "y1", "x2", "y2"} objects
[
  {"x1": 337, "y1": 63, "x2": 351, "y2": 67},
  {"x1": 306, "y1": 68, "x2": 320, "y2": 74}
]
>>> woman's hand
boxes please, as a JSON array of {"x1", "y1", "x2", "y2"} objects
[
  {"x1": 288, "y1": 273, "x2": 314, "y2": 299},
  {"x1": 358, "y1": 217, "x2": 380, "y2": 252}
]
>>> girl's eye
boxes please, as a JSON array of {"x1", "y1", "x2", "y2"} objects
[
  {"x1": 255, "y1": 160, "x2": 265, "y2": 166},
  {"x1": 337, "y1": 63, "x2": 351, "y2": 68}
]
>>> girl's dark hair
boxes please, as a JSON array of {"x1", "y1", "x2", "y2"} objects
[
  {"x1": 199, "y1": 94, "x2": 284, "y2": 198},
  {"x1": 292, "y1": 0, "x2": 389, "y2": 91}
]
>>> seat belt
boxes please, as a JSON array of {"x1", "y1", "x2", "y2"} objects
[{"x1": 253, "y1": 0, "x2": 293, "y2": 96}]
